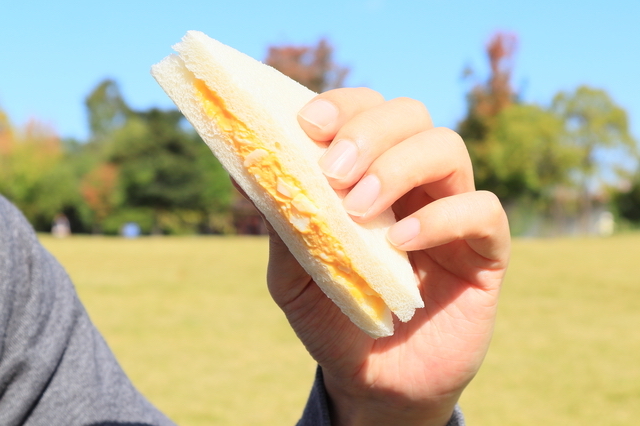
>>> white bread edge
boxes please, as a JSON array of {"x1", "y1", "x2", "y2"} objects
[{"x1": 151, "y1": 31, "x2": 424, "y2": 337}]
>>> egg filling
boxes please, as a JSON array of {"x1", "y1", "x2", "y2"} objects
[{"x1": 194, "y1": 78, "x2": 386, "y2": 319}]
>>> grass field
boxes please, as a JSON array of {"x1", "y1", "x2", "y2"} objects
[{"x1": 39, "y1": 233, "x2": 640, "y2": 425}]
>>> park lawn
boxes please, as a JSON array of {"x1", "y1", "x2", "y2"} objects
[
  {"x1": 460, "y1": 233, "x2": 640, "y2": 425},
  {"x1": 40, "y1": 233, "x2": 640, "y2": 425},
  {"x1": 39, "y1": 235, "x2": 315, "y2": 425}
]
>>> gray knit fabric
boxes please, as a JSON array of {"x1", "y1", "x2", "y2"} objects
[
  {"x1": 0, "y1": 196, "x2": 176, "y2": 426},
  {"x1": 296, "y1": 366, "x2": 465, "y2": 426}
]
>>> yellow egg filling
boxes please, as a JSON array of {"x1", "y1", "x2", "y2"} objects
[{"x1": 194, "y1": 78, "x2": 386, "y2": 319}]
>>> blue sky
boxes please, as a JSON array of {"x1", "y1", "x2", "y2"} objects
[{"x1": 1, "y1": 0, "x2": 639, "y2": 143}]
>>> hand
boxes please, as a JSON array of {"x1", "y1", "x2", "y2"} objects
[{"x1": 265, "y1": 88, "x2": 510, "y2": 426}]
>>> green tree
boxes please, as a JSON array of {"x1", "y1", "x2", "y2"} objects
[
  {"x1": 81, "y1": 79, "x2": 233, "y2": 234},
  {"x1": 105, "y1": 108, "x2": 232, "y2": 234},
  {"x1": 459, "y1": 32, "x2": 576, "y2": 205},
  {"x1": 551, "y1": 85, "x2": 638, "y2": 190},
  {"x1": 85, "y1": 79, "x2": 132, "y2": 142},
  {"x1": 551, "y1": 86, "x2": 638, "y2": 231},
  {"x1": 612, "y1": 174, "x2": 640, "y2": 225},
  {"x1": 473, "y1": 104, "x2": 578, "y2": 203},
  {"x1": 0, "y1": 114, "x2": 82, "y2": 230}
]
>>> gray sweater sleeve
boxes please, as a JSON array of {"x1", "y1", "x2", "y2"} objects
[
  {"x1": 297, "y1": 366, "x2": 466, "y2": 425},
  {"x1": 0, "y1": 196, "x2": 176, "y2": 426}
]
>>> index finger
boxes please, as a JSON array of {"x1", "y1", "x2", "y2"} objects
[{"x1": 297, "y1": 87, "x2": 385, "y2": 143}]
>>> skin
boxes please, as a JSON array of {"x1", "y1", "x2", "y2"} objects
[{"x1": 259, "y1": 88, "x2": 511, "y2": 426}]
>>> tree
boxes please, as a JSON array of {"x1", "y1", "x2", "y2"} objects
[
  {"x1": 105, "y1": 108, "x2": 232, "y2": 233},
  {"x1": 459, "y1": 32, "x2": 518, "y2": 144},
  {"x1": 79, "y1": 79, "x2": 234, "y2": 234},
  {"x1": 85, "y1": 79, "x2": 132, "y2": 142},
  {"x1": 456, "y1": 33, "x2": 640, "y2": 235},
  {"x1": 0, "y1": 113, "x2": 81, "y2": 230},
  {"x1": 613, "y1": 174, "x2": 640, "y2": 225},
  {"x1": 0, "y1": 108, "x2": 13, "y2": 156},
  {"x1": 265, "y1": 38, "x2": 349, "y2": 92},
  {"x1": 475, "y1": 104, "x2": 578, "y2": 203},
  {"x1": 551, "y1": 86, "x2": 637, "y2": 190},
  {"x1": 458, "y1": 31, "x2": 573, "y2": 205},
  {"x1": 551, "y1": 86, "x2": 638, "y2": 231},
  {"x1": 80, "y1": 162, "x2": 120, "y2": 232}
]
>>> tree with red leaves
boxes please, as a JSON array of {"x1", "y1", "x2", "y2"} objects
[
  {"x1": 458, "y1": 32, "x2": 578, "y2": 211},
  {"x1": 265, "y1": 39, "x2": 349, "y2": 93},
  {"x1": 80, "y1": 162, "x2": 120, "y2": 233},
  {"x1": 459, "y1": 31, "x2": 518, "y2": 140}
]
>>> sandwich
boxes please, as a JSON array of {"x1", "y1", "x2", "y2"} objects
[{"x1": 151, "y1": 31, "x2": 423, "y2": 338}]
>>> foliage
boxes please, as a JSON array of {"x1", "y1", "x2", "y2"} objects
[
  {"x1": 612, "y1": 173, "x2": 640, "y2": 224},
  {"x1": 85, "y1": 79, "x2": 133, "y2": 142},
  {"x1": 4, "y1": 35, "x2": 637, "y2": 235},
  {"x1": 108, "y1": 110, "x2": 233, "y2": 233},
  {"x1": 1, "y1": 77, "x2": 235, "y2": 234},
  {"x1": 80, "y1": 162, "x2": 121, "y2": 230},
  {"x1": 551, "y1": 85, "x2": 638, "y2": 189},
  {"x1": 459, "y1": 32, "x2": 575, "y2": 205},
  {"x1": 265, "y1": 38, "x2": 349, "y2": 93},
  {"x1": 470, "y1": 103, "x2": 578, "y2": 202},
  {"x1": 82, "y1": 81, "x2": 233, "y2": 234},
  {"x1": 2, "y1": 37, "x2": 352, "y2": 234},
  {"x1": 0, "y1": 114, "x2": 82, "y2": 230},
  {"x1": 459, "y1": 32, "x2": 638, "y2": 235}
]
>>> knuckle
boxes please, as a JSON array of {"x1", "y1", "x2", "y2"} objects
[
  {"x1": 391, "y1": 97, "x2": 432, "y2": 124},
  {"x1": 436, "y1": 127, "x2": 465, "y2": 151},
  {"x1": 481, "y1": 190, "x2": 503, "y2": 211},
  {"x1": 324, "y1": 87, "x2": 385, "y2": 106},
  {"x1": 439, "y1": 127, "x2": 473, "y2": 167},
  {"x1": 478, "y1": 190, "x2": 508, "y2": 227},
  {"x1": 354, "y1": 87, "x2": 386, "y2": 103}
]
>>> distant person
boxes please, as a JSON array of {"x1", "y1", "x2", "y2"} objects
[
  {"x1": 121, "y1": 222, "x2": 141, "y2": 239},
  {"x1": 0, "y1": 88, "x2": 510, "y2": 425},
  {"x1": 597, "y1": 211, "x2": 615, "y2": 237},
  {"x1": 51, "y1": 213, "x2": 71, "y2": 238}
]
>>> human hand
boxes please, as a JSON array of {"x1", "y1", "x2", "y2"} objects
[{"x1": 265, "y1": 88, "x2": 510, "y2": 426}]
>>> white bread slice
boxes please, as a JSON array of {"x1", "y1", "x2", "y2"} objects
[{"x1": 151, "y1": 31, "x2": 423, "y2": 338}]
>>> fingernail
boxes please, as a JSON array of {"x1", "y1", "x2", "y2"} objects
[
  {"x1": 298, "y1": 99, "x2": 338, "y2": 130},
  {"x1": 387, "y1": 217, "x2": 421, "y2": 247},
  {"x1": 319, "y1": 139, "x2": 358, "y2": 179},
  {"x1": 343, "y1": 174, "x2": 381, "y2": 217}
]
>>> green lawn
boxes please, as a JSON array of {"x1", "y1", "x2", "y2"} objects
[
  {"x1": 460, "y1": 234, "x2": 640, "y2": 425},
  {"x1": 40, "y1": 233, "x2": 640, "y2": 425}
]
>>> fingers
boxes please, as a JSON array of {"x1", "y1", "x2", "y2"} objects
[
  {"x1": 341, "y1": 127, "x2": 474, "y2": 221},
  {"x1": 297, "y1": 87, "x2": 386, "y2": 143},
  {"x1": 297, "y1": 89, "x2": 510, "y2": 270},
  {"x1": 388, "y1": 191, "x2": 511, "y2": 265},
  {"x1": 299, "y1": 89, "x2": 433, "y2": 191}
]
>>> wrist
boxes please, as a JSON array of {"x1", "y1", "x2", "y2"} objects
[{"x1": 323, "y1": 371, "x2": 460, "y2": 426}]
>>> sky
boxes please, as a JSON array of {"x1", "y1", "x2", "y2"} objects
[{"x1": 1, "y1": 0, "x2": 639, "y2": 143}]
